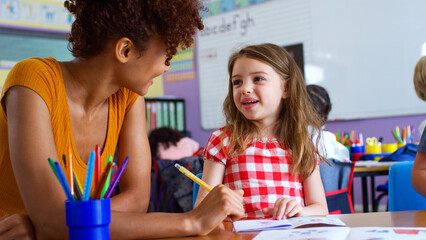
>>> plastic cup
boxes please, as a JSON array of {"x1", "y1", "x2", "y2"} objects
[
  {"x1": 382, "y1": 143, "x2": 397, "y2": 153},
  {"x1": 365, "y1": 145, "x2": 382, "y2": 154},
  {"x1": 350, "y1": 145, "x2": 365, "y2": 153},
  {"x1": 65, "y1": 198, "x2": 111, "y2": 240},
  {"x1": 350, "y1": 145, "x2": 365, "y2": 161}
]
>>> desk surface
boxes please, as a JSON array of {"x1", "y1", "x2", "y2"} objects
[
  {"x1": 167, "y1": 210, "x2": 426, "y2": 240},
  {"x1": 354, "y1": 161, "x2": 396, "y2": 173}
]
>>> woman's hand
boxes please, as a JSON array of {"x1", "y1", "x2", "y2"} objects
[
  {"x1": 188, "y1": 185, "x2": 244, "y2": 236},
  {"x1": 0, "y1": 214, "x2": 35, "y2": 240},
  {"x1": 262, "y1": 197, "x2": 304, "y2": 219}
]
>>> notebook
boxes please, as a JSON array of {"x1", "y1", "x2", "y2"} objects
[{"x1": 233, "y1": 216, "x2": 346, "y2": 232}]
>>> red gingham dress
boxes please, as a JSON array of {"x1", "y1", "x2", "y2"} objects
[{"x1": 203, "y1": 128, "x2": 304, "y2": 219}]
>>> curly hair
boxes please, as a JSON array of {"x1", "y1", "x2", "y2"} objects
[
  {"x1": 64, "y1": 0, "x2": 205, "y2": 65},
  {"x1": 148, "y1": 127, "x2": 183, "y2": 160},
  {"x1": 306, "y1": 84, "x2": 332, "y2": 124},
  {"x1": 223, "y1": 43, "x2": 325, "y2": 180}
]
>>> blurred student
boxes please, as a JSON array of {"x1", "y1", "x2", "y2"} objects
[
  {"x1": 411, "y1": 56, "x2": 426, "y2": 197},
  {"x1": 0, "y1": 1, "x2": 244, "y2": 239},
  {"x1": 148, "y1": 127, "x2": 203, "y2": 213},
  {"x1": 307, "y1": 84, "x2": 350, "y2": 162},
  {"x1": 195, "y1": 44, "x2": 328, "y2": 223},
  {"x1": 148, "y1": 127, "x2": 200, "y2": 161}
]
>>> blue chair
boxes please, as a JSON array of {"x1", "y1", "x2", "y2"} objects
[
  {"x1": 388, "y1": 162, "x2": 426, "y2": 211},
  {"x1": 192, "y1": 173, "x2": 203, "y2": 208},
  {"x1": 373, "y1": 182, "x2": 388, "y2": 212}
]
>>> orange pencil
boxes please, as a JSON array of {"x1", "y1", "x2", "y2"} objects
[
  {"x1": 402, "y1": 127, "x2": 406, "y2": 144},
  {"x1": 67, "y1": 146, "x2": 74, "y2": 195},
  {"x1": 94, "y1": 145, "x2": 101, "y2": 190},
  {"x1": 93, "y1": 161, "x2": 113, "y2": 199}
]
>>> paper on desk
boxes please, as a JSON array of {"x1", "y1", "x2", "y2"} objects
[
  {"x1": 233, "y1": 216, "x2": 345, "y2": 232},
  {"x1": 347, "y1": 227, "x2": 426, "y2": 240},
  {"x1": 253, "y1": 227, "x2": 426, "y2": 240},
  {"x1": 355, "y1": 161, "x2": 398, "y2": 168},
  {"x1": 253, "y1": 227, "x2": 350, "y2": 240}
]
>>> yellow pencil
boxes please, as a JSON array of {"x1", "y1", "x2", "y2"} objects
[{"x1": 174, "y1": 163, "x2": 212, "y2": 192}]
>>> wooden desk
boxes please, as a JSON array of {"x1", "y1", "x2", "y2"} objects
[
  {"x1": 158, "y1": 210, "x2": 426, "y2": 240},
  {"x1": 353, "y1": 161, "x2": 397, "y2": 212}
]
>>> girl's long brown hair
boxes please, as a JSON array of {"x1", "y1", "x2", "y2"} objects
[{"x1": 223, "y1": 43, "x2": 325, "y2": 180}]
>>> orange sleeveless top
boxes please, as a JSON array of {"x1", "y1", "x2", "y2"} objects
[{"x1": 0, "y1": 57, "x2": 139, "y2": 216}]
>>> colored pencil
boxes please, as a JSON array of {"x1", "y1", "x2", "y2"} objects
[
  {"x1": 54, "y1": 162, "x2": 75, "y2": 201},
  {"x1": 402, "y1": 127, "x2": 406, "y2": 144},
  {"x1": 73, "y1": 169, "x2": 83, "y2": 195},
  {"x1": 175, "y1": 163, "x2": 212, "y2": 192},
  {"x1": 47, "y1": 158, "x2": 59, "y2": 179},
  {"x1": 62, "y1": 154, "x2": 67, "y2": 168},
  {"x1": 93, "y1": 161, "x2": 113, "y2": 199},
  {"x1": 67, "y1": 146, "x2": 74, "y2": 196},
  {"x1": 82, "y1": 151, "x2": 96, "y2": 201},
  {"x1": 392, "y1": 130, "x2": 403, "y2": 144},
  {"x1": 101, "y1": 156, "x2": 113, "y2": 198},
  {"x1": 104, "y1": 157, "x2": 129, "y2": 199},
  {"x1": 94, "y1": 145, "x2": 101, "y2": 191},
  {"x1": 73, "y1": 171, "x2": 83, "y2": 201}
]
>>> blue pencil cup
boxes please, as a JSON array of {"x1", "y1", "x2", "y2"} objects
[{"x1": 65, "y1": 198, "x2": 111, "y2": 240}]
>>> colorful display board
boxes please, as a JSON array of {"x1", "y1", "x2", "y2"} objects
[{"x1": 0, "y1": 0, "x2": 73, "y2": 33}]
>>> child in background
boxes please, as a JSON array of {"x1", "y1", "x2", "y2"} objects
[
  {"x1": 411, "y1": 56, "x2": 426, "y2": 196},
  {"x1": 195, "y1": 43, "x2": 328, "y2": 220},
  {"x1": 148, "y1": 127, "x2": 203, "y2": 213},
  {"x1": 306, "y1": 84, "x2": 350, "y2": 162},
  {"x1": 148, "y1": 127, "x2": 200, "y2": 161}
]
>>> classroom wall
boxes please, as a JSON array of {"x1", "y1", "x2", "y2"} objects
[{"x1": 163, "y1": 44, "x2": 213, "y2": 145}]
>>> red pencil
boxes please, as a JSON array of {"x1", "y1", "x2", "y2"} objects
[{"x1": 94, "y1": 145, "x2": 101, "y2": 190}]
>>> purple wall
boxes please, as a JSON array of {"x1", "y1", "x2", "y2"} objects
[{"x1": 163, "y1": 77, "x2": 213, "y2": 145}]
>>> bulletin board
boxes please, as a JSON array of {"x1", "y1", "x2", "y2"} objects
[
  {"x1": 197, "y1": 0, "x2": 426, "y2": 130},
  {"x1": 0, "y1": 0, "x2": 73, "y2": 33}
]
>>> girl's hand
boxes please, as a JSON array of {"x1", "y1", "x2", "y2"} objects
[
  {"x1": 0, "y1": 214, "x2": 35, "y2": 240},
  {"x1": 189, "y1": 185, "x2": 245, "y2": 235},
  {"x1": 262, "y1": 197, "x2": 304, "y2": 219}
]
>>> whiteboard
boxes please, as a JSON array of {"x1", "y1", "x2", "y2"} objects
[{"x1": 197, "y1": 0, "x2": 426, "y2": 130}]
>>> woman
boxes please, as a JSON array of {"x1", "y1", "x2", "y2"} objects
[{"x1": 0, "y1": 0, "x2": 244, "y2": 239}]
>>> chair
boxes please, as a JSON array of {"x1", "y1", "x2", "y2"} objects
[
  {"x1": 388, "y1": 162, "x2": 426, "y2": 211},
  {"x1": 373, "y1": 182, "x2": 388, "y2": 212},
  {"x1": 150, "y1": 156, "x2": 204, "y2": 213},
  {"x1": 320, "y1": 159, "x2": 355, "y2": 214},
  {"x1": 192, "y1": 173, "x2": 202, "y2": 208}
]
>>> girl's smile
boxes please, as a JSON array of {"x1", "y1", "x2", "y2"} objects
[{"x1": 241, "y1": 97, "x2": 259, "y2": 109}]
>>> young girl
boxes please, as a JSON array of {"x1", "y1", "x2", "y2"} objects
[{"x1": 195, "y1": 43, "x2": 328, "y2": 220}]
